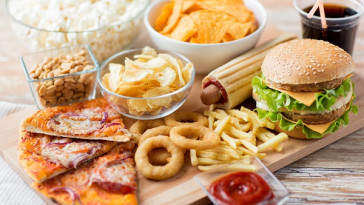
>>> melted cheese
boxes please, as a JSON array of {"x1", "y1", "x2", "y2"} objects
[
  {"x1": 91, "y1": 151, "x2": 135, "y2": 185},
  {"x1": 282, "y1": 102, "x2": 351, "y2": 134},
  {"x1": 268, "y1": 85, "x2": 323, "y2": 106},
  {"x1": 41, "y1": 140, "x2": 102, "y2": 168}
]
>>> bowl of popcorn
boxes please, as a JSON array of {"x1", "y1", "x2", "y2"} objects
[
  {"x1": 97, "y1": 46, "x2": 195, "y2": 120},
  {"x1": 144, "y1": 0, "x2": 267, "y2": 73},
  {"x1": 22, "y1": 44, "x2": 99, "y2": 109},
  {"x1": 6, "y1": 0, "x2": 149, "y2": 62}
]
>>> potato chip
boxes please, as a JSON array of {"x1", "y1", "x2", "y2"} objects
[
  {"x1": 102, "y1": 47, "x2": 193, "y2": 116},
  {"x1": 144, "y1": 87, "x2": 172, "y2": 109},
  {"x1": 134, "y1": 55, "x2": 155, "y2": 63},
  {"x1": 108, "y1": 63, "x2": 124, "y2": 91},
  {"x1": 161, "y1": 0, "x2": 183, "y2": 34},
  {"x1": 155, "y1": 67, "x2": 177, "y2": 87},
  {"x1": 181, "y1": 60, "x2": 193, "y2": 83},
  {"x1": 170, "y1": 15, "x2": 197, "y2": 42},
  {"x1": 115, "y1": 81, "x2": 159, "y2": 97},
  {"x1": 141, "y1": 46, "x2": 158, "y2": 57},
  {"x1": 127, "y1": 98, "x2": 150, "y2": 112},
  {"x1": 125, "y1": 57, "x2": 168, "y2": 71},
  {"x1": 155, "y1": 2, "x2": 174, "y2": 32},
  {"x1": 123, "y1": 59, "x2": 154, "y2": 83},
  {"x1": 159, "y1": 54, "x2": 186, "y2": 86}
]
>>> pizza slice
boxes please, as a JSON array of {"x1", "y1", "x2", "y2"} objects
[
  {"x1": 33, "y1": 142, "x2": 137, "y2": 205},
  {"x1": 21, "y1": 98, "x2": 131, "y2": 142},
  {"x1": 19, "y1": 131, "x2": 117, "y2": 183}
]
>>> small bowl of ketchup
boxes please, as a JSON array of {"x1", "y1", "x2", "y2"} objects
[{"x1": 193, "y1": 157, "x2": 289, "y2": 205}]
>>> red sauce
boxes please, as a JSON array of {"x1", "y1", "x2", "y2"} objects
[{"x1": 208, "y1": 172, "x2": 274, "y2": 205}]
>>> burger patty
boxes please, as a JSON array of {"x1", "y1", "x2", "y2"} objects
[
  {"x1": 282, "y1": 102, "x2": 348, "y2": 125},
  {"x1": 266, "y1": 76, "x2": 344, "y2": 92}
]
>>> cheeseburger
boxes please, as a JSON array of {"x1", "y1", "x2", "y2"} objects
[{"x1": 252, "y1": 39, "x2": 357, "y2": 139}]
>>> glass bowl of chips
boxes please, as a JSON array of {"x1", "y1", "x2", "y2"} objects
[
  {"x1": 144, "y1": 0, "x2": 267, "y2": 74},
  {"x1": 97, "y1": 47, "x2": 195, "y2": 120}
]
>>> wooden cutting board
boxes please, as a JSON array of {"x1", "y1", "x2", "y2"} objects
[
  {"x1": 1, "y1": 28, "x2": 364, "y2": 204},
  {"x1": 1, "y1": 71, "x2": 364, "y2": 205}
]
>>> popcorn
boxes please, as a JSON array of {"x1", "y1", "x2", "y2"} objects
[{"x1": 7, "y1": 0, "x2": 148, "y2": 61}]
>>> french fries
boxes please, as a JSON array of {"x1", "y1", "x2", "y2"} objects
[{"x1": 191, "y1": 105, "x2": 289, "y2": 171}]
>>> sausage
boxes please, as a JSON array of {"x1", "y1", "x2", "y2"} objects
[{"x1": 200, "y1": 33, "x2": 298, "y2": 109}]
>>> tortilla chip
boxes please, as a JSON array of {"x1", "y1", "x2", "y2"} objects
[
  {"x1": 155, "y1": 2, "x2": 174, "y2": 32},
  {"x1": 161, "y1": 0, "x2": 183, "y2": 34},
  {"x1": 222, "y1": 33, "x2": 235, "y2": 42},
  {"x1": 182, "y1": 1, "x2": 195, "y2": 12},
  {"x1": 170, "y1": 15, "x2": 197, "y2": 41},
  {"x1": 195, "y1": 0, "x2": 252, "y2": 22},
  {"x1": 189, "y1": 10, "x2": 235, "y2": 43},
  {"x1": 227, "y1": 21, "x2": 253, "y2": 40}
]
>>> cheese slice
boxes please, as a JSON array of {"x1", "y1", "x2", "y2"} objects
[
  {"x1": 282, "y1": 101, "x2": 351, "y2": 134},
  {"x1": 266, "y1": 84, "x2": 323, "y2": 106},
  {"x1": 264, "y1": 74, "x2": 353, "y2": 107},
  {"x1": 304, "y1": 121, "x2": 336, "y2": 134}
]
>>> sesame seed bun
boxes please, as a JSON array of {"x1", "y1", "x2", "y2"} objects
[{"x1": 261, "y1": 39, "x2": 354, "y2": 85}]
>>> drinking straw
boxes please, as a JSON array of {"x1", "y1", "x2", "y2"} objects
[{"x1": 307, "y1": 0, "x2": 327, "y2": 29}]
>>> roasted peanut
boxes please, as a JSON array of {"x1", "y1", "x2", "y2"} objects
[
  {"x1": 30, "y1": 49, "x2": 95, "y2": 108},
  {"x1": 54, "y1": 79, "x2": 64, "y2": 86},
  {"x1": 38, "y1": 85, "x2": 46, "y2": 97}
]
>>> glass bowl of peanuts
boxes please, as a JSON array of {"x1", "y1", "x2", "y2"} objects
[{"x1": 21, "y1": 44, "x2": 99, "y2": 109}]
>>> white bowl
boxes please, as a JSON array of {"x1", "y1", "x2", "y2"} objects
[{"x1": 144, "y1": 0, "x2": 267, "y2": 74}]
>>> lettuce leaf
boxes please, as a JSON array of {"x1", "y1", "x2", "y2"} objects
[
  {"x1": 251, "y1": 76, "x2": 353, "y2": 112},
  {"x1": 257, "y1": 103, "x2": 358, "y2": 139}
]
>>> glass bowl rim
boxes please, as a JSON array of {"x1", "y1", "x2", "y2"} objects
[
  {"x1": 5, "y1": 0, "x2": 150, "y2": 33},
  {"x1": 97, "y1": 48, "x2": 196, "y2": 100},
  {"x1": 21, "y1": 44, "x2": 99, "y2": 82}
]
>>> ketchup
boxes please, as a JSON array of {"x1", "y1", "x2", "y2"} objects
[{"x1": 208, "y1": 172, "x2": 274, "y2": 205}]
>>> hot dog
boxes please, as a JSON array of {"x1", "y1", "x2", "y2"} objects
[{"x1": 200, "y1": 33, "x2": 297, "y2": 109}]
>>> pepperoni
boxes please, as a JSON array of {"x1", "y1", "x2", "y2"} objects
[
  {"x1": 41, "y1": 141, "x2": 103, "y2": 168},
  {"x1": 95, "y1": 181, "x2": 135, "y2": 194},
  {"x1": 50, "y1": 187, "x2": 81, "y2": 204}
]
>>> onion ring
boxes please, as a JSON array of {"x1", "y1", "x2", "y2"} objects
[
  {"x1": 129, "y1": 119, "x2": 165, "y2": 143},
  {"x1": 135, "y1": 135, "x2": 184, "y2": 180},
  {"x1": 147, "y1": 148, "x2": 171, "y2": 165},
  {"x1": 164, "y1": 112, "x2": 208, "y2": 127},
  {"x1": 170, "y1": 125, "x2": 220, "y2": 150},
  {"x1": 139, "y1": 126, "x2": 172, "y2": 145},
  {"x1": 138, "y1": 126, "x2": 172, "y2": 165}
]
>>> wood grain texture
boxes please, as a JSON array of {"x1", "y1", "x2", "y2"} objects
[
  {"x1": 276, "y1": 167, "x2": 364, "y2": 204},
  {"x1": 0, "y1": 66, "x2": 363, "y2": 204}
]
